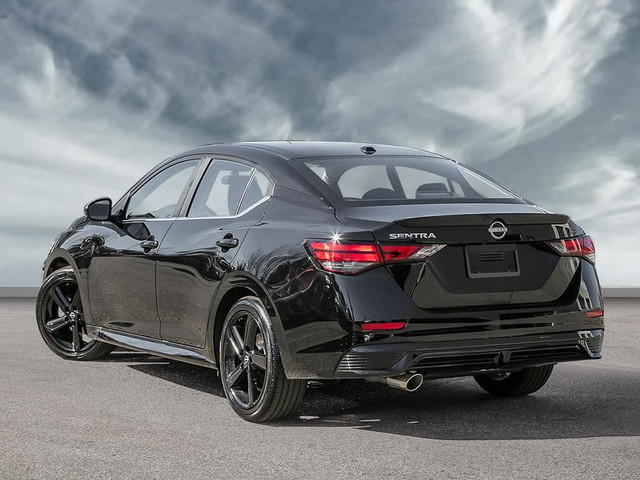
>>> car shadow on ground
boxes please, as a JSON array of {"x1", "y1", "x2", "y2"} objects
[{"x1": 113, "y1": 350, "x2": 640, "y2": 441}]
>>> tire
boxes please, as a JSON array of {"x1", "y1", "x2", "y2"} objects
[
  {"x1": 474, "y1": 365, "x2": 554, "y2": 396},
  {"x1": 219, "y1": 296, "x2": 306, "y2": 422},
  {"x1": 36, "y1": 267, "x2": 114, "y2": 361}
]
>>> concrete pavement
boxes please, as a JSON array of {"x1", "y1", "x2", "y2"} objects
[{"x1": 1, "y1": 298, "x2": 639, "y2": 479}]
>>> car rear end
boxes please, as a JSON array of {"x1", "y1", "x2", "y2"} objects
[{"x1": 293, "y1": 153, "x2": 604, "y2": 381}]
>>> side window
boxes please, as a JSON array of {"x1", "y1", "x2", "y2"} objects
[
  {"x1": 306, "y1": 163, "x2": 329, "y2": 184},
  {"x1": 188, "y1": 160, "x2": 253, "y2": 217},
  {"x1": 238, "y1": 170, "x2": 271, "y2": 212},
  {"x1": 126, "y1": 160, "x2": 199, "y2": 219}
]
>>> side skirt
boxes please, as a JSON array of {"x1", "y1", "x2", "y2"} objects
[{"x1": 86, "y1": 325, "x2": 217, "y2": 369}]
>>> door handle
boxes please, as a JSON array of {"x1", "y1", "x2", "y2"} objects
[
  {"x1": 140, "y1": 237, "x2": 159, "y2": 250},
  {"x1": 216, "y1": 236, "x2": 239, "y2": 249}
]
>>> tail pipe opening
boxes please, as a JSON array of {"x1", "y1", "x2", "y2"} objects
[{"x1": 367, "y1": 372, "x2": 423, "y2": 392}]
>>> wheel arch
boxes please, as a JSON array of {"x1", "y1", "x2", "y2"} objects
[
  {"x1": 43, "y1": 249, "x2": 80, "y2": 281},
  {"x1": 208, "y1": 272, "x2": 286, "y2": 369},
  {"x1": 41, "y1": 249, "x2": 98, "y2": 323}
]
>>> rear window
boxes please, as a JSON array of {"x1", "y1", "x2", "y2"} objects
[{"x1": 296, "y1": 156, "x2": 525, "y2": 205}]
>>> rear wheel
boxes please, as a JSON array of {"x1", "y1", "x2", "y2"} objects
[
  {"x1": 219, "y1": 297, "x2": 306, "y2": 422},
  {"x1": 36, "y1": 267, "x2": 114, "y2": 360},
  {"x1": 473, "y1": 365, "x2": 554, "y2": 396}
]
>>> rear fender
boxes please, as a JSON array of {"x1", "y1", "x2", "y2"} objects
[{"x1": 207, "y1": 272, "x2": 295, "y2": 374}]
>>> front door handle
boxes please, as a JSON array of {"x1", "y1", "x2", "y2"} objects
[
  {"x1": 140, "y1": 237, "x2": 159, "y2": 250},
  {"x1": 216, "y1": 236, "x2": 239, "y2": 249}
]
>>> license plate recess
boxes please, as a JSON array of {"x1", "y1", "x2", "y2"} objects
[{"x1": 465, "y1": 244, "x2": 520, "y2": 278}]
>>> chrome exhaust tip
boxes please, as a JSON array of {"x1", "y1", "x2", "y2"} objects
[{"x1": 367, "y1": 372, "x2": 423, "y2": 392}]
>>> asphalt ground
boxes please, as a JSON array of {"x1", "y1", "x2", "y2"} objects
[{"x1": 1, "y1": 298, "x2": 639, "y2": 480}]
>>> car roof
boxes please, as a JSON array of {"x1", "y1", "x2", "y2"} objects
[
  {"x1": 181, "y1": 140, "x2": 448, "y2": 162},
  {"x1": 234, "y1": 141, "x2": 448, "y2": 160},
  {"x1": 137, "y1": 141, "x2": 451, "y2": 209}
]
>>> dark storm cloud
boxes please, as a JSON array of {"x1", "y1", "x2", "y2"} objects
[
  {"x1": 0, "y1": 0, "x2": 638, "y2": 285},
  {"x1": 4, "y1": 0, "x2": 451, "y2": 140}
]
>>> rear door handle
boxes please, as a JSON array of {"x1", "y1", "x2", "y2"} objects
[
  {"x1": 216, "y1": 236, "x2": 239, "y2": 249},
  {"x1": 140, "y1": 238, "x2": 159, "y2": 250}
]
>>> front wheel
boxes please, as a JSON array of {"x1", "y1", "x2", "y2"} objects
[
  {"x1": 474, "y1": 365, "x2": 554, "y2": 396},
  {"x1": 36, "y1": 267, "x2": 114, "y2": 361},
  {"x1": 219, "y1": 297, "x2": 306, "y2": 422}
]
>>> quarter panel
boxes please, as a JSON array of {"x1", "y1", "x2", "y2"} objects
[{"x1": 230, "y1": 196, "x2": 360, "y2": 378}]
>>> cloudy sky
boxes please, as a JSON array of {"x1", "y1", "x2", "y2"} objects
[{"x1": 1, "y1": 0, "x2": 638, "y2": 286}]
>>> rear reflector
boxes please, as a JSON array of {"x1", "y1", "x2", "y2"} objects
[
  {"x1": 306, "y1": 241, "x2": 446, "y2": 275},
  {"x1": 586, "y1": 308, "x2": 604, "y2": 318},
  {"x1": 361, "y1": 321, "x2": 406, "y2": 331},
  {"x1": 548, "y1": 235, "x2": 596, "y2": 263}
]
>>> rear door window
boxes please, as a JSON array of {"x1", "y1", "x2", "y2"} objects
[
  {"x1": 188, "y1": 160, "x2": 253, "y2": 217},
  {"x1": 238, "y1": 170, "x2": 271, "y2": 212}
]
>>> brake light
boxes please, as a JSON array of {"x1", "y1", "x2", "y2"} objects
[
  {"x1": 306, "y1": 241, "x2": 446, "y2": 274},
  {"x1": 380, "y1": 244, "x2": 446, "y2": 263},
  {"x1": 548, "y1": 235, "x2": 596, "y2": 263},
  {"x1": 306, "y1": 242, "x2": 382, "y2": 274}
]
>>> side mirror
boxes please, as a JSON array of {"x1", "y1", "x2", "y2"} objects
[{"x1": 85, "y1": 197, "x2": 112, "y2": 221}]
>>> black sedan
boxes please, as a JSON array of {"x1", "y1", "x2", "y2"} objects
[{"x1": 37, "y1": 141, "x2": 604, "y2": 422}]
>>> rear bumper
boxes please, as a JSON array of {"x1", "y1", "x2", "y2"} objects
[
  {"x1": 334, "y1": 329, "x2": 603, "y2": 379},
  {"x1": 274, "y1": 259, "x2": 604, "y2": 380}
]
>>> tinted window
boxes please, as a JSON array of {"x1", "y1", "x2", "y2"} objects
[
  {"x1": 458, "y1": 167, "x2": 513, "y2": 198},
  {"x1": 298, "y1": 156, "x2": 523, "y2": 205},
  {"x1": 238, "y1": 170, "x2": 271, "y2": 212},
  {"x1": 188, "y1": 160, "x2": 253, "y2": 217},
  {"x1": 396, "y1": 166, "x2": 463, "y2": 200},
  {"x1": 126, "y1": 160, "x2": 199, "y2": 219},
  {"x1": 338, "y1": 166, "x2": 392, "y2": 199}
]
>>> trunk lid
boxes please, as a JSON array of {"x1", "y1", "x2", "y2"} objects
[{"x1": 336, "y1": 203, "x2": 583, "y2": 309}]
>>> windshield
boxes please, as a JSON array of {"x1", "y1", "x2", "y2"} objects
[{"x1": 295, "y1": 156, "x2": 526, "y2": 206}]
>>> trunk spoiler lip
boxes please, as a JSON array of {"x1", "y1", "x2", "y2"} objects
[{"x1": 395, "y1": 213, "x2": 571, "y2": 228}]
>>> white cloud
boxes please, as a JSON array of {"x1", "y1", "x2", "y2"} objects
[
  {"x1": 0, "y1": 1, "x2": 299, "y2": 284},
  {"x1": 556, "y1": 150, "x2": 640, "y2": 223},
  {"x1": 16, "y1": 43, "x2": 86, "y2": 116},
  {"x1": 548, "y1": 140, "x2": 640, "y2": 286},
  {"x1": 324, "y1": 0, "x2": 630, "y2": 161},
  {"x1": 0, "y1": 38, "x2": 194, "y2": 285},
  {"x1": 0, "y1": 105, "x2": 190, "y2": 284},
  {"x1": 0, "y1": 0, "x2": 637, "y2": 287}
]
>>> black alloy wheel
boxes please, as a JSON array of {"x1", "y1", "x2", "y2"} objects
[
  {"x1": 220, "y1": 297, "x2": 306, "y2": 422},
  {"x1": 36, "y1": 267, "x2": 114, "y2": 360}
]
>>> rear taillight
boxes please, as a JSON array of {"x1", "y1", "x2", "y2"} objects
[
  {"x1": 306, "y1": 242, "x2": 382, "y2": 274},
  {"x1": 548, "y1": 235, "x2": 596, "y2": 263},
  {"x1": 306, "y1": 241, "x2": 445, "y2": 275},
  {"x1": 380, "y1": 244, "x2": 446, "y2": 263}
]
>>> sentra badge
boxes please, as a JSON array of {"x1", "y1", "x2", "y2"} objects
[{"x1": 389, "y1": 233, "x2": 436, "y2": 240}]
